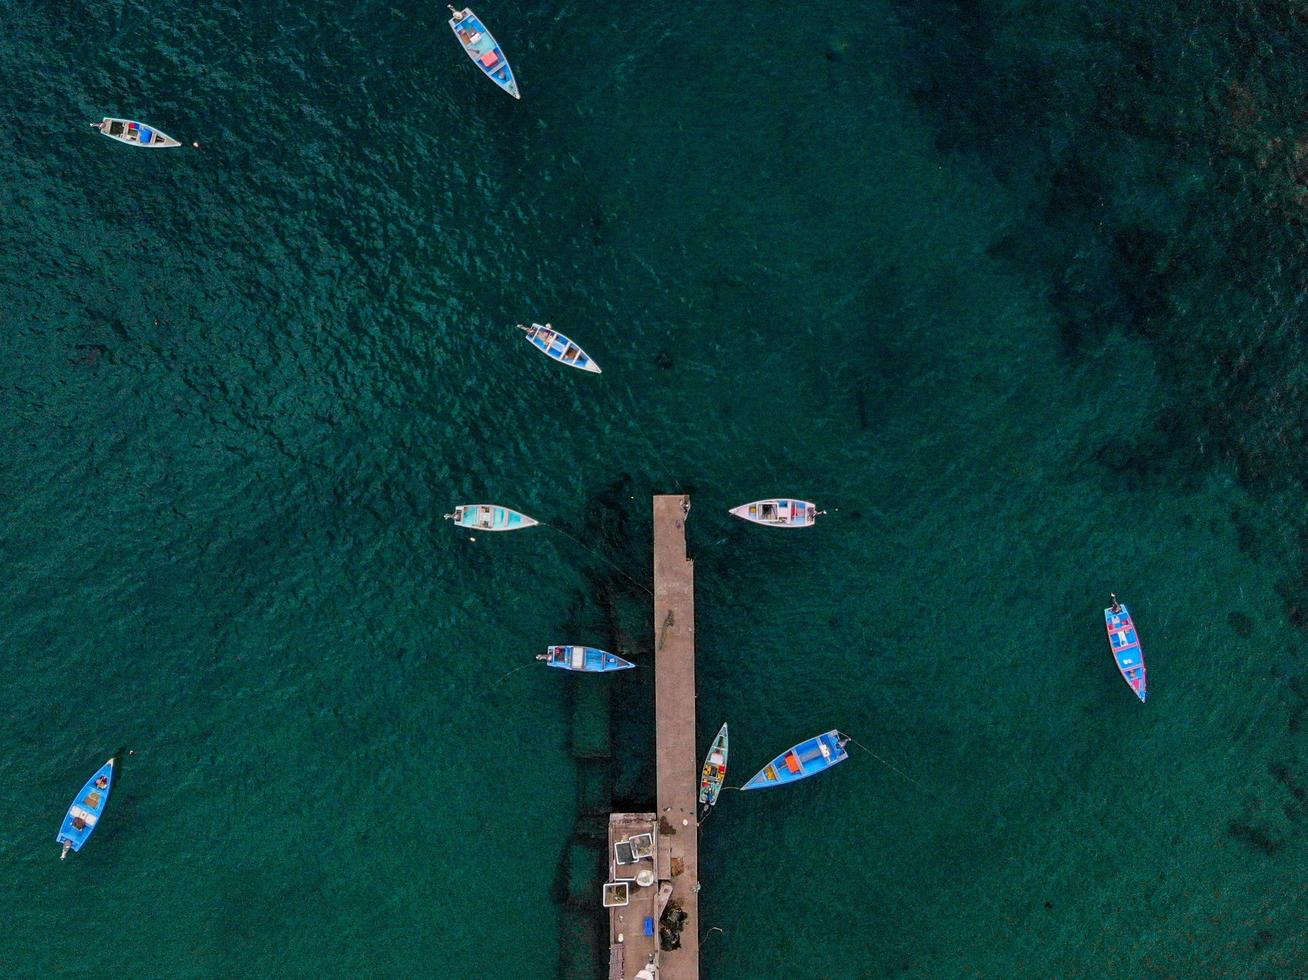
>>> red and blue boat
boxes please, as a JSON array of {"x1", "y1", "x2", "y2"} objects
[
  {"x1": 57, "y1": 758, "x2": 114, "y2": 859},
  {"x1": 1104, "y1": 594, "x2": 1147, "y2": 702},
  {"x1": 742, "y1": 730, "x2": 849, "y2": 790},
  {"x1": 448, "y1": 6, "x2": 520, "y2": 100}
]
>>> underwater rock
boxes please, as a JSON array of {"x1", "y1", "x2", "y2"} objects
[
  {"x1": 1228, "y1": 611, "x2": 1254, "y2": 638},
  {"x1": 1227, "y1": 820, "x2": 1284, "y2": 856}
]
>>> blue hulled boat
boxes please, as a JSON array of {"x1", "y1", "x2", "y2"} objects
[
  {"x1": 742, "y1": 730, "x2": 849, "y2": 791},
  {"x1": 448, "y1": 7, "x2": 520, "y2": 99},
  {"x1": 517, "y1": 323, "x2": 602, "y2": 374},
  {"x1": 537, "y1": 645, "x2": 635, "y2": 672},
  {"x1": 57, "y1": 759, "x2": 114, "y2": 859},
  {"x1": 1104, "y1": 594, "x2": 1147, "y2": 702},
  {"x1": 444, "y1": 504, "x2": 539, "y2": 531}
]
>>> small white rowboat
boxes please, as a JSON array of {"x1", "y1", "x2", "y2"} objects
[
  {"x1": 91, "y1": 118, "x2": 181, "y2": 148},
  {"x1": 729, "y1": 498, "x2": 822, "y2": 528}
]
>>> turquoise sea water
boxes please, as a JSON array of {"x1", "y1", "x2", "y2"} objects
[{"x1": 2, "y1": 1, "x2": 1304, "y2": 977}]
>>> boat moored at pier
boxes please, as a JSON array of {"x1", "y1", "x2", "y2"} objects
[
  {"x1": 698, "y1": 723, "x2": 729, "y2": 811},
  {"x1": 537, "y1": 645, "x2": 635, "y2": 672},
  {"x1": 729, "y1": 498, "x2": 821, "y2": 527},
  {"x1": 742, "y1": 730, "x2": 849, "y2": 790}
]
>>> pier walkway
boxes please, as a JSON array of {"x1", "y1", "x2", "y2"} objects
[
  {"x1": 652, "y1": 494, "x2": 699, "y2": 980},
  {"x1": 606, "y1": 495, "x2": 699, "y2": 980}
]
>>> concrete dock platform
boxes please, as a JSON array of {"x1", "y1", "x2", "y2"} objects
[{"x1": 605, "y1": 813, "x2": 664, "y2": 980}]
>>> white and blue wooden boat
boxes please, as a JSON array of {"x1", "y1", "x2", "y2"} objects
[
  {"x1": 698, "y1": 723, "x2": 729, "y2": 812},
  {"x1": 517, "y1": 323, "x2": 602, "y2": 374},
  {"x1": 444, "y1": 504, "x2": 539, "y2": 531},
  {"x1": 536, "y1": 645, "x2": 635, "y2": 672},
  {"x1": 729, "y1": 499, "x2": 821, "y2": 528},
  {"x1": 57, "y1": 758, "x2": 114, "y2": 859},
  {"x1": 448, "y1": 6, "x2": 520, "y2": 99},
  {"x1": 91, "y1": 118, "x2": 180, "y2": 148},
  {"x1": 742, "y1": 730, "x2": 849, "y2": 791},
  {"x1": 1105, "y1": 594, "x2": 1147, "y2": 702}
]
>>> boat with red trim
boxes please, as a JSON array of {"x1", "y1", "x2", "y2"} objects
[
  {"x1": 742, "y1": 730, "x2": 849, "y2": 790},
  {"x1": 1104, "y1": 594, "x2": 1147, "y2": 702},
  {"x1": 448, "y1": 7, "x2": 520, "y2": 99}
]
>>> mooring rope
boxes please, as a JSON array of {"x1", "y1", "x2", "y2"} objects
[
  {"x1": 541, "y1": 522, "x2": 654, "y2": 596},
  {"x1": 495, "y1": 663, "x2": 535, "y2": 683},
  {"x1": 844, "y1": 734, "x2": 935, "y2": 798}
]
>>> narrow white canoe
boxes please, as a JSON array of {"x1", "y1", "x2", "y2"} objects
[
  {"x1": 444, "y1": 504, "x2": 539, "y2": 531},
  {"x1": 729, "y1": 498, "x2": 821, "y2": 528},
  {"x1": 518, "y1": 323, "x2": 602, "y2": 374},
  {"x1": 91, "y1": 118, "x2": 181, "y2": 148}
]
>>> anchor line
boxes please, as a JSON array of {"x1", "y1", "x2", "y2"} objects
[
  {"x1": 541, "y1": 522, "x2": 654, "y2": 596},
  {"x1": 495, "y1": 663, "x2": 535, "y2": 683},
  {"x1": 843, "y1": 734, "x2": 935, "y2": 798}
]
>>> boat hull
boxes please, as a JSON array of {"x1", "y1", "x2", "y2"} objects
[
  {"x1": 543, "y1": 645, "x2": 634, "y2": 672},
  {"x1": 57, "y1": 759, "x2": 114, "y2": 855},
  {"x1": 742, "y1": 730, "x2": 848, "y2": 790},
  {"x1": 1104, "y1": 602, "x2": 1147, "y2": 702},
  {"x1": 446, "y1": 504, "x2": 538, "y2": 531},
  {"x1": 94, "y1": 118, "x2": 180, "y2": 147},
  {"x1": 698, "y1": 723, "x2": 729, "y2": 807},
  {"x1": 520, "y1": 324, "x2": 601, "y2": 373},
  {"x1": 729, "y1": 499, "x2": 817, "y2": 527},
  {"x1": 449, "y1": 8, "x2": 520, "y2": 99}
]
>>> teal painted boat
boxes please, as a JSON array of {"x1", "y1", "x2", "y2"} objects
[
  {"x1": 444, "y1": 504, "x2": 539, "y2": 531},
  {"x1": 698, "y1": 723, "x2": 729, "y2": 812}
]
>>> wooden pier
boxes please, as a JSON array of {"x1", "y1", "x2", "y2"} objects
[
  {"x1": 652, "y1": 494, "x2": 699, "y2": 980},
  {"x1": 607, "y1": 495, "x2": 699, "y2": 980}
]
